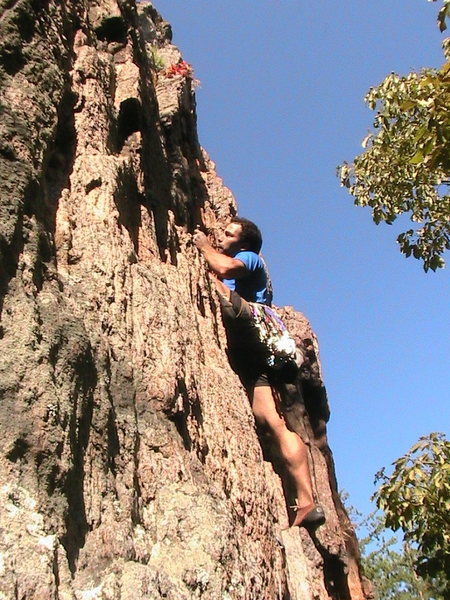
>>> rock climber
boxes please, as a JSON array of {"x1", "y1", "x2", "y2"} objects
[{"x1": 193, "y1": 217, "x2": 325, "y2": 529}]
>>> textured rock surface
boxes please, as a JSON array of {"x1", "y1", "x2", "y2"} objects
[{"x1": 0, "y1": 1, "x2": 370, "y2": 598}]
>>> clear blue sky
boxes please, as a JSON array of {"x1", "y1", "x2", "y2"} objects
[{"x1": 153, "y1": 1, "x2": 450, "y2": 519}]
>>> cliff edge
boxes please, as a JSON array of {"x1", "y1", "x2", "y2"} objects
[{"x1": 0, "y1": 1, "x2": 370, "y2": 598}]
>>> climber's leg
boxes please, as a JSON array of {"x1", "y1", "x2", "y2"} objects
[{"x1": 250, "y1": 384, "x2": 316, "y2": 527}]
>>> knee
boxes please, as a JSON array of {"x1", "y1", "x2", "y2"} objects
[
  {"x1": 260, "y1": 416, "x2": 289, "y2": 442},
  {"x1": 283, "y1": 439, "x2": 306, "y2": 465}
]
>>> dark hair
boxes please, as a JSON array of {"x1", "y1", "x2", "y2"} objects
[{"x1": 231, "y1": 217, "x2": 263, "y2": 253}]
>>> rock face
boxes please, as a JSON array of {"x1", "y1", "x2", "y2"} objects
[{"x1": 0, "y1": 1, "x2": 369, "y2": 598}]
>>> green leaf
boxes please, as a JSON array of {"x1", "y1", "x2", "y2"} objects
[
  {"x1": 400, "y1": 99, "x2": 415, "y2": 110},
  {"x1": 409, "y1": 150, "x2": 425, "y2": 165},
  {"x1": 438, "y1": 5, "x2": 449, "y2": 32}
]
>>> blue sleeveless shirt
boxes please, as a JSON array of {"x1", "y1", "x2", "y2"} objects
[{"x1": 222, "y1": 251, "x2": 272, "y2": 305}]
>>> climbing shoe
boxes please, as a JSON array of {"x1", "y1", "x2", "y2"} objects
[{"x1": 299, "y1": 505, "x2": 325, "y2": 529}]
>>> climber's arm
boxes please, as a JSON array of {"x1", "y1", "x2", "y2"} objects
[{"x1": 193, "y1": 231, "x2": 247, "y2": 279}]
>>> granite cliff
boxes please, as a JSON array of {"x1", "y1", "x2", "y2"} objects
[{"x1": 0, "y1": 1, "x2": 370, "y2": 598}]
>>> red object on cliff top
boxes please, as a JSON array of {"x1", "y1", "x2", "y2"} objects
[{"x1": 164, "y1": 61, "x2": 192, "y2": 78}]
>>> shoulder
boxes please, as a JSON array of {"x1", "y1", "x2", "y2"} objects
[{"x1": 234, "y1": 251, "x2": 262, "y2": 270}]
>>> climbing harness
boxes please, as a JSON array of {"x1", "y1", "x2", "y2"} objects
[{"x1": 249, "y1": 303, "x2": 300, "y2": 380}]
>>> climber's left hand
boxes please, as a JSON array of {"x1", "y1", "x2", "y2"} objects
[{"x1": 193, "y1": 229, "x2": 209, "y2": 249}]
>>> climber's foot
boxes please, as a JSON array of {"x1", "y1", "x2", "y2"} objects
[{"x1": 291, "y1": 504, "x2": 325, "y2": 529}]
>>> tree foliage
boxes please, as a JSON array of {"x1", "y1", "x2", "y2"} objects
[
  {"x1": 436, "y1": 0, "x2": 450, "y2": 33},
  {"x1": 342, "y1": 491, "x2": 446, "y2": 600},
  {"x1": 338, "y1": 1, "x2": 450, "y2": 271},
  {"x1": 358, "y1": 512, "x2": 443, "y2": 600},
  {"x1": 373, "y1": 432, "x2": 450, "y2": 594}
]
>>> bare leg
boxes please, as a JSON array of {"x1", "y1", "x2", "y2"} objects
[{"x1": 250, "y1": 385, "x2": 315, "y2": 527}]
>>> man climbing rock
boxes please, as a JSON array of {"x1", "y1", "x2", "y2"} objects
[{"x1": 194, "y1": 217, "x2": 325, "y2": 529}]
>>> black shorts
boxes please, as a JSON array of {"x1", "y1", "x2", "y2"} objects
[{"x1": 219, "y1": 291, "x2": 270, "y2": 392}]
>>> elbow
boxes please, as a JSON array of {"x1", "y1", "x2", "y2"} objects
[
  {"x1": 212, "y1": 258, "x2": 244, "y2": 279},
  {"x1": 215, "y1": 266, "x2": 233, "y2": 278}
]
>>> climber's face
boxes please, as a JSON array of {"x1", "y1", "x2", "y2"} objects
[{"x1": 219, "y1": 223, "x2": 245, "y2": 256}]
